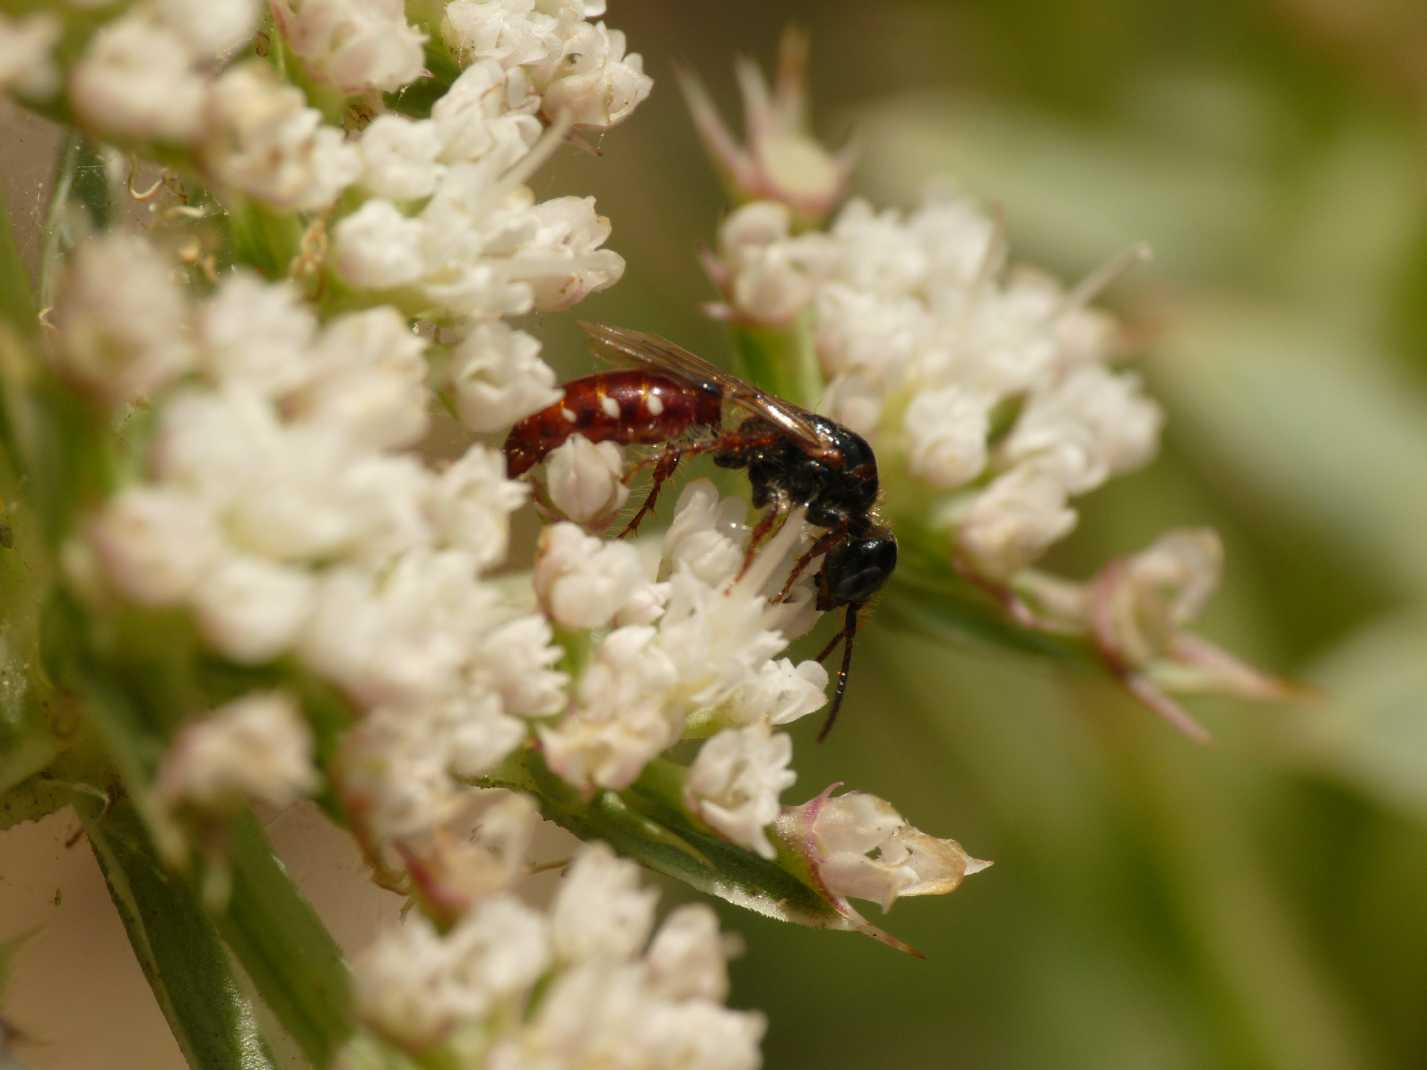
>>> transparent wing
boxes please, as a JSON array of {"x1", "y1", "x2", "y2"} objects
[{"x1": 577, "y1": 322, "x2": 839, "y2": 458}]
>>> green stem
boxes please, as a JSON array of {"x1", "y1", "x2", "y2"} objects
[
  {"x1": 81, "y1": 798, "x2": 280, "y2": 1070},
  {"x1": 729, "y1": 317, "x2": 824, "y2": 410}
]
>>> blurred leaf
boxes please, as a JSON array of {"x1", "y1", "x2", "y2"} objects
[
  {"x1": 1290, "y1": 613, "x2": 1427, "y2": 821},
  {"x1": 82, "y1": 799, "x2": 279, "y2": 1070},
  {"x1": 853, "y1": 90, "x2": 1279, "y2": 285},
  {"x1": 1151, "y1": 300, "x2": 1427, "y2": 599}
]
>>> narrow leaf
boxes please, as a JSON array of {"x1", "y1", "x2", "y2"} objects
[
  {"x1": 480, "y1": 749, "x2": 918, "y2": 950},
  {"x1": 212, "y1": 811, "x2": 354, "y2": 1067},
  {"x1": 81, "y1": 799, "x2": 279, "y2": 1070}
]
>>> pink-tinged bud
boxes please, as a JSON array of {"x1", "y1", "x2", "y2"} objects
[
  {"x1": 679, "y1": 28, "x2": 854, "y2": 227},
  {"x1": 774, "y1": 784, "x2": 989, "y2": 954},
  {"x1": 1088, "y1": 530, "x2": 1312, "y2": 740}
]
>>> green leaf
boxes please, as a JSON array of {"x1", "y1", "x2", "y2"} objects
[
  {"x1": 479, "y1": 749, "x2": 918, "y2": 951},
  {"x1": 212, "y1": 811, "x2": 354, "y2": 1067},
  {"x1": 1288, "y1": 613, "x2": 1427, "y2": 822},
  {"x1": 1153, "y1": 303, "x2": 1427, "y2": 599},
  {"x1": 81, "y1": 799, "x2": 279, "y2": 1070}
]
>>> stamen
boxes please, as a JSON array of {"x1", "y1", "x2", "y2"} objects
[{"x1": 1059, "y1": 242, "x2": 1152, "y2": 318}]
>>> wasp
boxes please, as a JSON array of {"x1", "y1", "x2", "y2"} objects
[{"x1": 504, "y1": 322, "x2": 897, "y2": 740}]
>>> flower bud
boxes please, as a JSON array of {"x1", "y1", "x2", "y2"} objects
[{"x1": 545, "y1": 435, "x2": 630, "y2": 528}]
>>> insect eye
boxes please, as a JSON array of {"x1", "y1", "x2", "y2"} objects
[
  {"x1": 832, "y1": 567, "x2": 886, "y2": 604},
  {"x1": 828, "y1": 535, "x2": 897, "y2": 604}
]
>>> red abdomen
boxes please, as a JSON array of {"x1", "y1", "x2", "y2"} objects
[{"x1": 504, "y1": 371, "x2": 722, "y2": 477}]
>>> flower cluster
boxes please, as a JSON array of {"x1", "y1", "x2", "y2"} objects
[
  {"x1": 535, "y1": 483, "x2": 825, "y2": 837},
  {"x1": 350, "y1": 834, "x2": 763, "y2": 1068},
  {"x1": 707, "y1": 193, "x2": 1162, "y2": 581},
  {"x1": 439, "y1": 0, "x2": 651, "y2": 128},
  {"x1": 57, "y1": 232, "x2": 562, "y2": 852},
  {"x1": 686, "y1": 40, "x2": 1298, "y2": 735}
]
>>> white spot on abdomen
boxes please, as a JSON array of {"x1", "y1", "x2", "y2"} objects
[
  {"x1": 646, "y1": 392, "x2": 665, "y2": 416},
  {"x1": 560, "y1": 406, "x2": 577, "y2": 423},
  {"x1": 599, "y1": 395, "x2": 620, "y2": 418}
]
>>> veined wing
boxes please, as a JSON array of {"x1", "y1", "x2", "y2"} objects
[{"x1": 577, "y1": 321, "x2": 840, "y2": 460}]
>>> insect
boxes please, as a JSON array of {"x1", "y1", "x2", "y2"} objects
[{"x1": 503, "y1": 322, "x2": 897, "y2": 740}]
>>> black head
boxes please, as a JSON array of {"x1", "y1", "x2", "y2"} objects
[{"x1": 820, "y1": 526, "x2": 897, "y2": 608}]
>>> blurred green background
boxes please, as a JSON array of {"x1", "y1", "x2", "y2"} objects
[{"x1": 555, "y1": 2, "x2": 1427, "y2": 1067}]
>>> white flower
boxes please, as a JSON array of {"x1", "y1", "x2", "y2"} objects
[
  {"x1": 541, "y1": 22, "x2": 652, "y2": 129},
  {"x1": 195, "y1": 274, "x2": 317, "y2": 396},
  {"x1": 466, "y1": 613, "x2": 568, "y2": 719},
  {"x1": 272, "y1": 0, "x2": 426, "y2": 93},
  {"x1": 441, "y1": 0, "x2": 560, "y2": 69},
  {"x1": 331, "y1": 200, "x2": 428, "y2": 290},
  {"x1": 191, "y1": 555, "x2": 315, "y2": 664},
  {"x1": 522, "y1": 195, "x2": 625, "y2": 310},
  {"x1": 354, "y1": 842, "x2": 761, "y2": 1068},
  {"x1": 426, "y1": 446, "x2": 529, "y2": 569},
  {"x1": 722, "y1": 658, "x2": 827, "y2": 728},
  {"x1": 88, "y1": 488, "x2": 222, "y2": 607},
  {"x1": 202, "y1": 62, "x2": 360, "y2": 211},
  {"x1": 357, "y1": 115, "x2": 444, "y2": 201},
  {"x1": 70, "y1": 15, "x2": 207, "y2": 143},
  {"x1": 431, "y1": 60, "x2": 541, "y2": 167},
  {"x1": 1000, "y1": 365, "x2": 1163, "y2": 494},
  {"x1": 449, "y1": 321, "x2": 561, "y2": 432},
  {"x1": 338, "y1": 688, "x2": 526, "y2": 848},
  {"x1": 0, "y1": 12, "x2": 60, "y2": 99},
  {"x1": 957, "y1": 463, "x2": 1078, "y2": 580},
  {"x1": 501, "y1": 959, "x2": 763, "y2": 1070},
  {"x1": 786, "y1": 790, "x2": 989, "y2": 913},
  {"x1": 654, "y1": 484, "x2": 821, "y2": 716},
  {"x1": 156, "y1": 0, "x2": 261, "y2": 60},
  {"x1": 903, "y1": 385, "x2": 993, "y2": 488},
  {"x1": 644, "y1": 904, "x2": 730, "y2": 1003},
  {"x1": 301, "y1": 551, "x2": 493, "y2": 707},
  {"x1": 543, "y1": 435, "x2": 630, "y2": 527},
  {"x1": 287, "y1": 307, "x2": 430, "y2": 450},
  {"x1": 540, "y1": 625, "x2": 678, "y2": 791},
  {"x1": 51, "y1": 231, "x2": 193, "y2": 405},
  {"x1": 355, "y1": 897, "x2": 550, "y2": 1049},
  {"x1": 157, "y1": 692, "x2": 318, "y2": 810},
  {"x1": 338, "y1": 135, "x2": 625, "y2": 317},
  {"x1": 712, "y1": 202, "x2": 813, "y2": 325},
  {"x1": 534, "y1": 523, "x2": 653, "y2": 630},
  {"x1": 550, "y1": 843, "x2": 657, "y2": 962},
  {"x1": 686, "y1": 726, "x2": 795, "y2": 859}
]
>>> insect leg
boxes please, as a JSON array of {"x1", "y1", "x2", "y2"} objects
[
  {"x1": 735, "y1": 503, "x2": 787, "y2": 583},
  {"x1": 617, "y1": 446, "x2": 685, "y2": 538},
  {"x1": 772, "y1": 528, "x2": 842, "y2": 603},
  {"x1": 815, "y1": 604, "x2": 861, "y2": 742}
]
